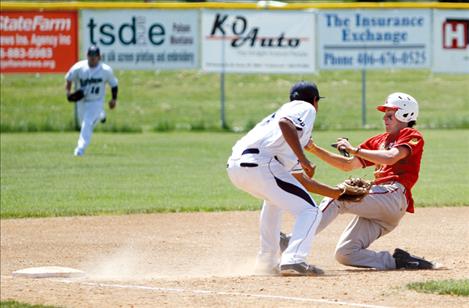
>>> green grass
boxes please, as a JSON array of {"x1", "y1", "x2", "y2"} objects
[
  {"x1": 407, "y1": 279, "x2": 469, "y2": 297},
  {"x1": 0, "y1": 301, "x2": 59, "y2": 308},
  {"x1": 1, "y1": 70, "x2": 468, "y2": 133},
  {"x1": 1, "y1": 130, "x2": 467, "y2": 218}
]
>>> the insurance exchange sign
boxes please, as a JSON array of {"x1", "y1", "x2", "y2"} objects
[{"x1": 318, "y1": 9, "x2": 431, "y2": 69}]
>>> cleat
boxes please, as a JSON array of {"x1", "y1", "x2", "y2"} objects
[
  {"x1": 99, "y1": 111, "x2": 106, "y2": 123},
  {"x1": 280, "y1": 262, "x2": 324, "y2": 276},
  {"x1": 74, "y1": 148, "x2": 84, "y2": 157},
  {"x1": 279, "y1": 232, "x2": 291, "y2": 253},
  {"x1": 393, "y1": 248, "x2": 434, "y2": 270}
]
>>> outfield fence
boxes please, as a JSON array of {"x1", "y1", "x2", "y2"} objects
[
  {"x1": 2, "y1": 2, "x2": 468, "y2": 74},
  {"x1": 1, "y1": 2, "x2": 468, "y2": 131}
]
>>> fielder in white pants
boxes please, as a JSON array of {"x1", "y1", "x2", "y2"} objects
[
  {"x1": 227, "y1": 81, "x2": 343, "y2": 276},
  {"x1": 74, "y1": 99, "x2": 106, "y2": 155},
  {"x1": 65, "y1": 45, "x2": 118, "y2": 156},
  {"x1": 227, "y1": 156, "x2": 322, "y2": 272}
]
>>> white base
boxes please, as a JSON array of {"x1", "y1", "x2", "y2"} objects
[{"x1": 12, "y1": 266, "x2": 85, "y2": 278}]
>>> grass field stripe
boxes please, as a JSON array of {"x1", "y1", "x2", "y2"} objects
[{"x1": 60, "y1": 280, "x2": 392, "y2": 308}]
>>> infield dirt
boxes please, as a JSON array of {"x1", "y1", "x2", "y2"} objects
[{"x1": 1, "y1": 207, "x2": 468, "y2": 307}]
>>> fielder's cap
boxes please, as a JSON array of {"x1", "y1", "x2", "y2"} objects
[
  {"x1": 289, "y1": 81, "x2": 324, "y2": 104},
  {"x1": 87, "y1": 45, "x2": 100, "y2": 57}
]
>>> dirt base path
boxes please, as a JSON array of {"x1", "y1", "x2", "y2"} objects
[{"x1": 1, "y1": 207, "x2": 468, "y2": 307}]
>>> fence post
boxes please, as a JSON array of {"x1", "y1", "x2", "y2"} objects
[
  {"x1": 220, "y1": 32, "x2": 227, "y2": 129},
  {"x1": 361, "y1": 69, "x2": 367, "y2": 128}
]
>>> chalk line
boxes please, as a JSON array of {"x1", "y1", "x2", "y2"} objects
[{"x1": 59, "y1": 279, "x2": 392, "y2": 308}]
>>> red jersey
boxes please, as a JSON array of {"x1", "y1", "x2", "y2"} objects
[{"x1": 357, "y1": 127, "x2": 424, "y2": 213}]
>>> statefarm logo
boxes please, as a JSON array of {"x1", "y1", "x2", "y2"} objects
[
  {"x1": 0, "y1": 15, "x2": 71, "y2": 32},
  {"x1": 442, "y1": 18, "x2": 469, "y2": 49},
  {"x1": 207, "y1": 13, "x2": 307, "y2": 48}
]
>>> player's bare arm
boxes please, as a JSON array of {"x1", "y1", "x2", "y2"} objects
[
  {"x1": 279, "y1": 118, "x2": 316, "y2": 178},
  {"x1": 305, "y1": 139, "x2": 362, "y2": 172},
  {"x1": 292, "y1": 173, "x2": 342, "y2": 199},
  {"x1": 336, "y1": 138, "x2": 410, "y2": 166}
]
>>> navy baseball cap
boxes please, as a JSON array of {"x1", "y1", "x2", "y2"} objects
[
  {"x1": 87, "y1": 45, "x2": 100, "y2": 56},
  {"x1": 289, "y1": 81, "x2": 324, "y2": 104}
]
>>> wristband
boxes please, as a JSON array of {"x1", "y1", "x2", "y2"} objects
[{"x1": 111, "y1": 86, "x2": 118, "y2": 100}]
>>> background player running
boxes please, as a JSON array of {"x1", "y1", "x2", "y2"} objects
[{"x1": 65, "y1": 45, "x2": 118, "y2": 156}]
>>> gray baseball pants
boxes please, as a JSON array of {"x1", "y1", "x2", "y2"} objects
[{"x1": 317, "y1": 182, "x2": 407, "y2": 269}]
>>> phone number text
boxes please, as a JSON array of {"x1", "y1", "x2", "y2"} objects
[
  {"x1": 0, "y1": 47, "x2": 53, "y2": 59},
  {"x1": 323, "y1": 50, "x2": 427, "y2": 67}
]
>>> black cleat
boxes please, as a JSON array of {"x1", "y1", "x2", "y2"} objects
[
  {"x1": 99, "y1": 111, "x2": 106, "y2": 124},
  {"x1": 393, "y1": 248, "x2": 434, "y2": 270},
  {"x1": 279, "y1": 232, "x2": 291, "y2": 253},
  {"x1": 280, "y1": 262, "x2": 324, "y2": 276}
]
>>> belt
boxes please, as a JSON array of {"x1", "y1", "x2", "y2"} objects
[
  {"x1": 241, "y1": 148, "x2": 259, "y2": 155},
  {"x1": 240, "y1": 148, "x2": 259, "y2": 167},
  {"x1": 226, "y1": 161, "x2": 258, "y2": 168},
  {"x1": 227, "y1": 148, "x2": 260, "y2": 168},
  {"x1": 240, "y1": 162, "x2": 258, "y2": 167}
]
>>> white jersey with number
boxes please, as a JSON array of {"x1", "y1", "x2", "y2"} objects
[
  {"x1": 230, "y1": 100, "x2": 316, "y2": 171},
  {"x1": 65, "y1": 60, "x2": 118, "y2": 103}
]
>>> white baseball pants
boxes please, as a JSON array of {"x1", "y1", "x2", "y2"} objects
[
  {"x1": 317, "y1": 182, "x2": 407, "y2": 269},
  {"x1": 227, "y1": 158, "x2": 321, "y2": 269},
  {"x1": 75, "y1": 100, "x2": 103, "y2": 155}
]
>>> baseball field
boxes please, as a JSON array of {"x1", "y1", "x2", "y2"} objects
[{"x1": 1, "y1": 70, "x2": 469, "y2": 307}]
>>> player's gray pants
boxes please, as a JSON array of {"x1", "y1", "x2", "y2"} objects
[
  {"x1": 76, "y1": 100, "x2": 103, "y2": 153},
  {"x1": 317, "y1": 182, "x2": 407, "y2": 270},
  {"x1": 227, "y1": 158, "x2": 321, "y2": 269}
]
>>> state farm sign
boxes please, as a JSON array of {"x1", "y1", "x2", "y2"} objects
[{"x1": 0, "y1": 11, "x2": 78, "y2": 73}]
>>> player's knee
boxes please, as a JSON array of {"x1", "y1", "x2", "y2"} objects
[{"x1": 334, "y1": 247, "x2": 354, "y2": 265}]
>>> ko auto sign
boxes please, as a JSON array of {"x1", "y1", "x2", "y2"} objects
[
  {"x1": 81, "y1": 10, "x2": 198, "y2": 70},
  {"x1": 318, "y1": 9, "x2": 431, "y2": 69},
  {"x1": 202, "y1": 10, "x2": 316, "y2": 73}
]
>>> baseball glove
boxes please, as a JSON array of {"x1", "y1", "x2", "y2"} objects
[
  {"x1": 337, "y1": 177, "x2": 372, "y2": 202},
  {"x1": 67, "y1": 89, "x2": 84, "y2": 102}
]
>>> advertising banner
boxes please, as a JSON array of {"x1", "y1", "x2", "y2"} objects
[
  {"x1": 81, "y1": 10, "x2": 198, "y2": 70},
  {"x1": 433, "y1": 9, "x2": 469, "y2": 73},
  {"x1": 202, "y1": 10, "x2": 316, "y2": 73},
  {"x1": 0, "y1": 11, "x2": 78, "y2": 73},
  {"x1": 318, "y1": 9, "x2": 431, "y2": 70}
]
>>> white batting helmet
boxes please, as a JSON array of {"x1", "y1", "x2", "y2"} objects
[{"x1": 377, "y1": 92, "x2": 419, "y2": 123}]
